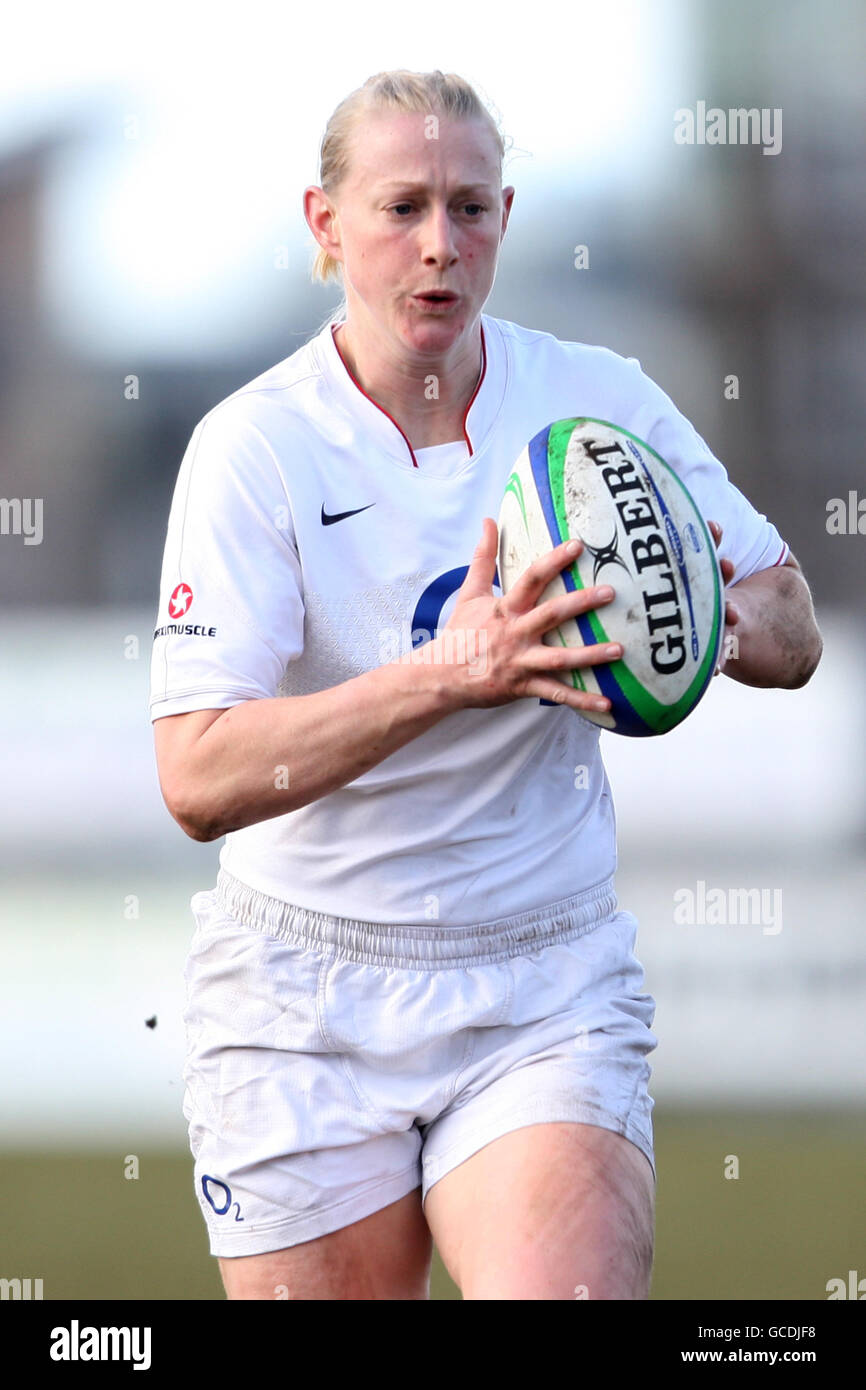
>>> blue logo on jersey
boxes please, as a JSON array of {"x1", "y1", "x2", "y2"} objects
[
  {"x1": 410, "y1": 563, "x2": 557, "y2": 706},
  {"x1": 410, "y1": 566, "x2": 480, "y2": 646}
]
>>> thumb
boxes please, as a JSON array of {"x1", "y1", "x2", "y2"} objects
[{"x1": 459, "y1": 516, "x2": 498, "y2": 601}]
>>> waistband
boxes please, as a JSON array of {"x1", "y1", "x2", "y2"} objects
[{"x1": 211, "y1": 867, "x2": 619, "y2": 968}]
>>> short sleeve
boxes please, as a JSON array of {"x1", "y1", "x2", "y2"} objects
[
  {"x1": 149, "y1": 405, "x2": 304, "y2": 720},
  {"x1": 621, "y1": 357, "x2": 789, "y2": 584}
]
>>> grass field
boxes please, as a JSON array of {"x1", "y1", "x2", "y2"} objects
[{"x1": 1, "y1": 1108, "x2": 863, "y2": 1300}]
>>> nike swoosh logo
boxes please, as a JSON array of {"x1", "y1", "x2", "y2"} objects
[{"x1": 321, "y1": 503, "x2": 376, "y2": 526}]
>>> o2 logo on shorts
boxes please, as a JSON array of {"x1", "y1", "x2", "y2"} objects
[{"x1": 201, "y1": 1175, "x2": 244, "y2": 1221}]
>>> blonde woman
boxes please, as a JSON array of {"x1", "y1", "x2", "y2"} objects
[{"x1": 151, "y1": 70, "x2": 821, "y2": 1300}]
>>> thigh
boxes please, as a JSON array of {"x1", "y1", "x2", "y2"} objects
[
  {"x1": 218, "y1": 1187, "x2": 433, "y2": 1300},
  {"x1": 419, "y1": 909, "x2": 657, "y2": 1297},
  {"x1": 424, "y1": 1121, "x2": 655, "y2": 1300}
]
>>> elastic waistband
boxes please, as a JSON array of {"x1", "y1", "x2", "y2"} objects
[{"x1": 211, "y1": 868, "x2": 619, "y2": 968}]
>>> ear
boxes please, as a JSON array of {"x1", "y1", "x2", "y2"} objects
[
  {"x1": 303, "y1": 186, "x2": 343, "y2": 263},
  {"x1": 500, "y1": 185, "x2": 515, "y2": 237}
]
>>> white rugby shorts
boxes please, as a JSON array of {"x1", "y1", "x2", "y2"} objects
[{"x1": 181, "y1": 868, "x2": 657, "y2": 1257}]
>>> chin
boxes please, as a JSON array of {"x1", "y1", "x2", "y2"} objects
[{"x1": 401, "y1": 309, "x2": 469, "y2": 347}]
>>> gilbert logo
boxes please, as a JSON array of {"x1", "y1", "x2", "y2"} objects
[
  {"x1": 50, "y1": 1321, "x2": 152, "y2": 1370},
  {"x1": 169, "y1": 582, "x2": 193, "y2": 618}
]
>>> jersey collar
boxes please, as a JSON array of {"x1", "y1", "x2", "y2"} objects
[{"x1": 316, "y1": 314, "x2": 506, "y2": 469}]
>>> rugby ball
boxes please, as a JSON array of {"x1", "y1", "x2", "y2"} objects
[{"x1": 497, "y1": 418, "x2": 724, "y2": 736}]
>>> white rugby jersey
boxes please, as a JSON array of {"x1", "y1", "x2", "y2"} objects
[{"x1": 150, "y1": 315, "x2": 788, "y2": 926}]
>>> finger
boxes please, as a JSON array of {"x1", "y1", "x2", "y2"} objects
[
  {"x1": 527, "y1": 638, "x2": 623, "y2": 673},
  {"x1": 503, "y1": 538, "x2": 583, "y2": 613},
  {"x1": 516, "y1": 583, "x2": 615, "y2": 638},
  {"x1": 521, "y1": 676, "x2": 612, "y2": 714},
  {"x1": 708, "y1": 519, "x2": 722, "y2": 546},
  {"x1": 459, "y1": 516, "x2": 499, "y2": 601}
]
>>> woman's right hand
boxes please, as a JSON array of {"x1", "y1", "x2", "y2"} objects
[{"x1": 424, "y1": 516, "x2": 621, "y2": 715}]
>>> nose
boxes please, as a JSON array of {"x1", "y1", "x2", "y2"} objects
[{"x1": 420, "y1": 202, "x2": 458, "y2": 265}]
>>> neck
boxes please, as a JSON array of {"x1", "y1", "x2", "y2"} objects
[{"x1": 332, "y1": 319, "x2": 483, "y2": 448}]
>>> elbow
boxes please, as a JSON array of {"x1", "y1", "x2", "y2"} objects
[
  {"x1": 176, "y1": 811, "x2": 219, "y2": 843},
  {"x1": 165, "y1": 784, "x2": 222, "y2": 843},
  {"x1": 787, "y1": 626, "x2": 824, "y2": 690}
]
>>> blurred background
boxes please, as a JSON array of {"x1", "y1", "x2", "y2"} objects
[{"x1": 1, "y1": 0, "x2": 864, "y2": 1300}]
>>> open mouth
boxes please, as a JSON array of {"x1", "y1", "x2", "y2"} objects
[{"x1": 414, "y1": 292, "x2": 458, "y2": 307}]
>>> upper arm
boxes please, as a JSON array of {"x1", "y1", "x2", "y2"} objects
[
  {"x1": 153, "y1": 707, "x2": 229, "y2": 832},
  {"x1": 149, "y1": 405, "x2": 305, "y2": 722}
]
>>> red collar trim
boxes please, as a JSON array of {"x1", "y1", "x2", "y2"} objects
[
  {"x1": 460, "y1": 323, "x2": 487, "y2": 454},
  {"x1": 329, "y1": 322, "x2": 487, "y2": 468}
]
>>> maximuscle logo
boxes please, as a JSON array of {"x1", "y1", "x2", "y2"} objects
[
  {"x1": 153, "y1": 622, "x2": 217, "y2": 638},
  {"x1": 168, "y1": 582, "x2": 193, "y2": 617},
  {"x1": 50, "y1": 1321, "x2": 151, "y2": 1371}
]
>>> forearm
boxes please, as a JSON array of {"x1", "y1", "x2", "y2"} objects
[
  {"x1": 722, "y1": 565, "x2": 823, "y2": 689},
  {"x1": 182, "y1": 656, "x2": 462, "y2": 840}
]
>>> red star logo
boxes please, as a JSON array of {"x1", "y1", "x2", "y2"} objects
[{"x1": 169, "y1": 583, "x2": 193, "y2": 618}]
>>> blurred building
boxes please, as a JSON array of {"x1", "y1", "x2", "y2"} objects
[{"x1": 1, "y1": 36, "x2": 864, "y2": 611}]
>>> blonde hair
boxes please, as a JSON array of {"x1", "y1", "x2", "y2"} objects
[{"x1": 309, "y1": 70, "x2": 508, "y2": 325}]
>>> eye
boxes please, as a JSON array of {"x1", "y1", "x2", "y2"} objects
[
  {"x1": 463, "y1": 203, "x2": 486, "y2": 216},
  {"x1": 389, "y1": 203, "x2": 414, "y2": 216}
]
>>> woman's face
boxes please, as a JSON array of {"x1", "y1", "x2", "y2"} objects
[{"x1": 325, "y1": 110, "x2": 514, "y2": 356}]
